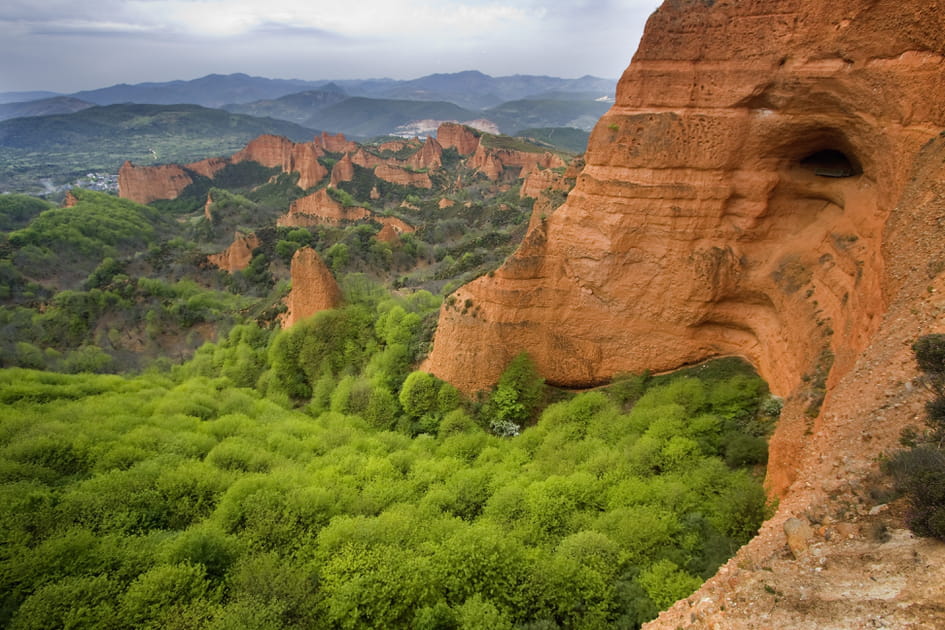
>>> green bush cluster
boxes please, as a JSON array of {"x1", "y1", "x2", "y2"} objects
[
  {"x1": 0, "y1": 354, "x2": 770, "y2": 629},
  {"x1": 884, "y1": 334, "x2": 945, "y2": 540}
]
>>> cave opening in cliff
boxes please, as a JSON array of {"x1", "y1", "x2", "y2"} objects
[{"x1": 800, "y1": 149, "x2": 861, "y2": 178}]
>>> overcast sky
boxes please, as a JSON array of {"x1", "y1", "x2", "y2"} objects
[{"x1": 0, "y1": 0, "x2": 663, "y2": 94}]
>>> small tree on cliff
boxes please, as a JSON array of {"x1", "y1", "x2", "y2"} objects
[{"x1": 883, "y1": 334, "x2": 945, "y2": 540}]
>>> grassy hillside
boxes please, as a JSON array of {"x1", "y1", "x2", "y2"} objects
[{"x1": 0, "y1": 104, "x2": 319, "y2": 193}]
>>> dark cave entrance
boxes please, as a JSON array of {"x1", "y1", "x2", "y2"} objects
[{"x1": 799, "y1": 149, "x2": 861, "y2": 178}]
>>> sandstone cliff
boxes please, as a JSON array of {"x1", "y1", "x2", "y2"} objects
[
  {"x1": 281, "y1": 247, "x2": 342, "y2": 328},
  {"x1": 374, "y1": 164, "x2": 433, "y2": 189},
  {"x1": 277, "y1": 188, "x2": 372, "y2": 228},
  {"x1": 206, "y1": 231, "x2": 261, "y2": 272},
  {"x1": 424, "y1": 1, "x2": 945, "y2": 626},
  {"x1": 119, "y1": 134, "x2": 331, "y2": 204},
  {"x1": 406, "y1": 136, "x2": 444, "y2": 170},
  {"x1": 437, "y1": 122, "x2": 480, "y2": 155},
  {"x1": 330, "y1": 152, "x2": 356, "y2": 187},
  {"x1": 118, "y1": 161, "x2": 194, "y2": 205},
  {"x1": 314, "y1": 131, "x2": 357, "y2": 154},
  {"x1": 232, "y1": 134, "x2": 327, "y2": 189}
]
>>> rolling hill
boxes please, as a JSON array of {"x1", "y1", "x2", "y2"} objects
[{"x1": 0, "y1": 104, "x2": 319, "y2": 193}]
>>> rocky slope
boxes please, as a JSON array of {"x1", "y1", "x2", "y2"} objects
[{"x1": 424, "y1": 0, "x2": 945, "y2": 626}]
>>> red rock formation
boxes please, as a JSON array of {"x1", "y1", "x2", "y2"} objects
[
  {"x1": 281, "y1": 247, "x2": 342, "y2": 327},
  {"x1": 438, "y1": 198, "x2": 455, "y2": 209},
  {"x1": 186, "y1": 157, "x2": 228, "y2": 179},
  {"x1": 376, "y1": 216, "x2": 414, "y2": 235},
  {"x1": 314, "y1": 131, "x2": 357, "y2": 154},
  {"x1": 426, "y1": 0, "x2": 945, "y2": 480},
  {"x1": 379, "y1": 139, "x2": 415, "y2": 153},
  {"x1": 375, "y1": 164, "x2": 433, "y2": 189},
  {"x1": 468, "y1": 143, "x2": 565, "y2": 181},
  {"x1": 62, "y1": 191, "x2": 79, "y2": 207},
  {"x1": 231, "y1": 134, "x2": 327, "y2": 189},
  {"x1": 468, "y1": 144, "x2": 503, "y2": 180},
  {"x1": 520, "y1": 167, "x2": 560, "y2": 200},
  {"x1": 406, "y1": 137, "x2": 444, "y2": 170},
  {"x1": 330, "y1": 153, "x2": 356, "y2": 187},
  {"x1": 376, "y1": 223, "x2": 401, "y2": 244},
  {"x1": 207, "y1": 231, "x2": 261, "y2": 272},
  {"x1": 278, "y1": 188, "x2": 372, "y2": 228},
  {"x1": 118, "y1": 161, "x2": 194, "y2": 204},
  {"x1": 437, "y1": 122, "x2": 481, "y2": 155},
  {"x1": 350, "y1": 148, "x2": 386, "y2": 169},
  {"x1": 427, "y1": 1, "x2": 945, "y2": 625}
]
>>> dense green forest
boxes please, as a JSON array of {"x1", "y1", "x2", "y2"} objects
[{"x1": 0, "y1": 136, "x2": 776, "y2": 628}]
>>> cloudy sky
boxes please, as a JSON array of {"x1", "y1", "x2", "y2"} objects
[{"x1": 0, "y1": 0, "x2": 663, "y2": 94}]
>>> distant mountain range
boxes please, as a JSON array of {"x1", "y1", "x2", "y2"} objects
[
  {"x1": 0, "y1": 71, "x2": 616, "y2": 192},
  {"x1": 44, "y1": 71, "x2": 614, "y2": 110}
]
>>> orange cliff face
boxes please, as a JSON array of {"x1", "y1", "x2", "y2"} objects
[
  {"x1": 231, "y1": 135, "x2": 327, "y2": 189},
  {"x1": 281, "y1": 247, "x2": 342, "y2": 328},
  {"x1": 278, "y1": 188, "x2": 372, "y2": 228},
  {"x1": 437, "y1": 122, "x2": 480, "y2": 155},
  {"x1": 424, "y1": 0, "x2": 945, "y2": 497},
  {"x1": 119, "y1": 135, "x2": 331, "y2": 204},
  {"x1": 206, "y1": 231, "x2": 261, "y2": 273},
  {"x1": 118, "y1": 161, "x2": 194, "y2": 205}
]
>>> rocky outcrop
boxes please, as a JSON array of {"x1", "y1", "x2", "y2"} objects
[
  {"x1": 186, "y1": 157, "x2": 228, "y2": 179},
  {"x1": 426, "y1": 2, "x2": 945, "y2": 624},
  {"x1": 467, "y1": 144, "x2": 503, "y2": 180},
  {"x1": 278, "y1": 188, "x2": 372, "y2": 228},
  {"x1": 376, "y1": 216, "x2": 414, "y2": 235},
  {"x1": 376, "y1": 223, "x2": 401, "y2": 244},
  {"x1": 468, "y1": 143, "x2": 566, "y2": 181},
  {"x1": 350, "y1": 148, "x2": 386, "y2": 169},
  {"x1": 206, "y1": 231, "x2": 261, "y2": 272},
  {"x1": 231, "y1": 135, "x2": 327, "y2": 189},
  {"x1": 281, "y1": 247, "x2": 342, "y2": 327},
  {"x1": 375, "y1": 164, "x2": 433, "y2": 189},
  {"x1": 519, "y1": 167, "x2": 560, "y2": 200},
  {"x1": 314, "y1": 131, "x2": 357, "y2": 154},
  {"x1": 406, "y1": 137, "x2": 443, "y2": 171},
  {"x1": 330, "y1": 153, "x2": 356, "y2": 187},
  {"x1": 118, "y1": 161, "x2": 194, "y2": 204},
  {"x1": 437, "y1": 122, "x2": 480, "y2": 155}
]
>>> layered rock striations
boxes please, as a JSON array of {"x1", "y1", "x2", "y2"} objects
[{"x1": 426, "y1": 0, "x2": 945, "y2": 501}]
